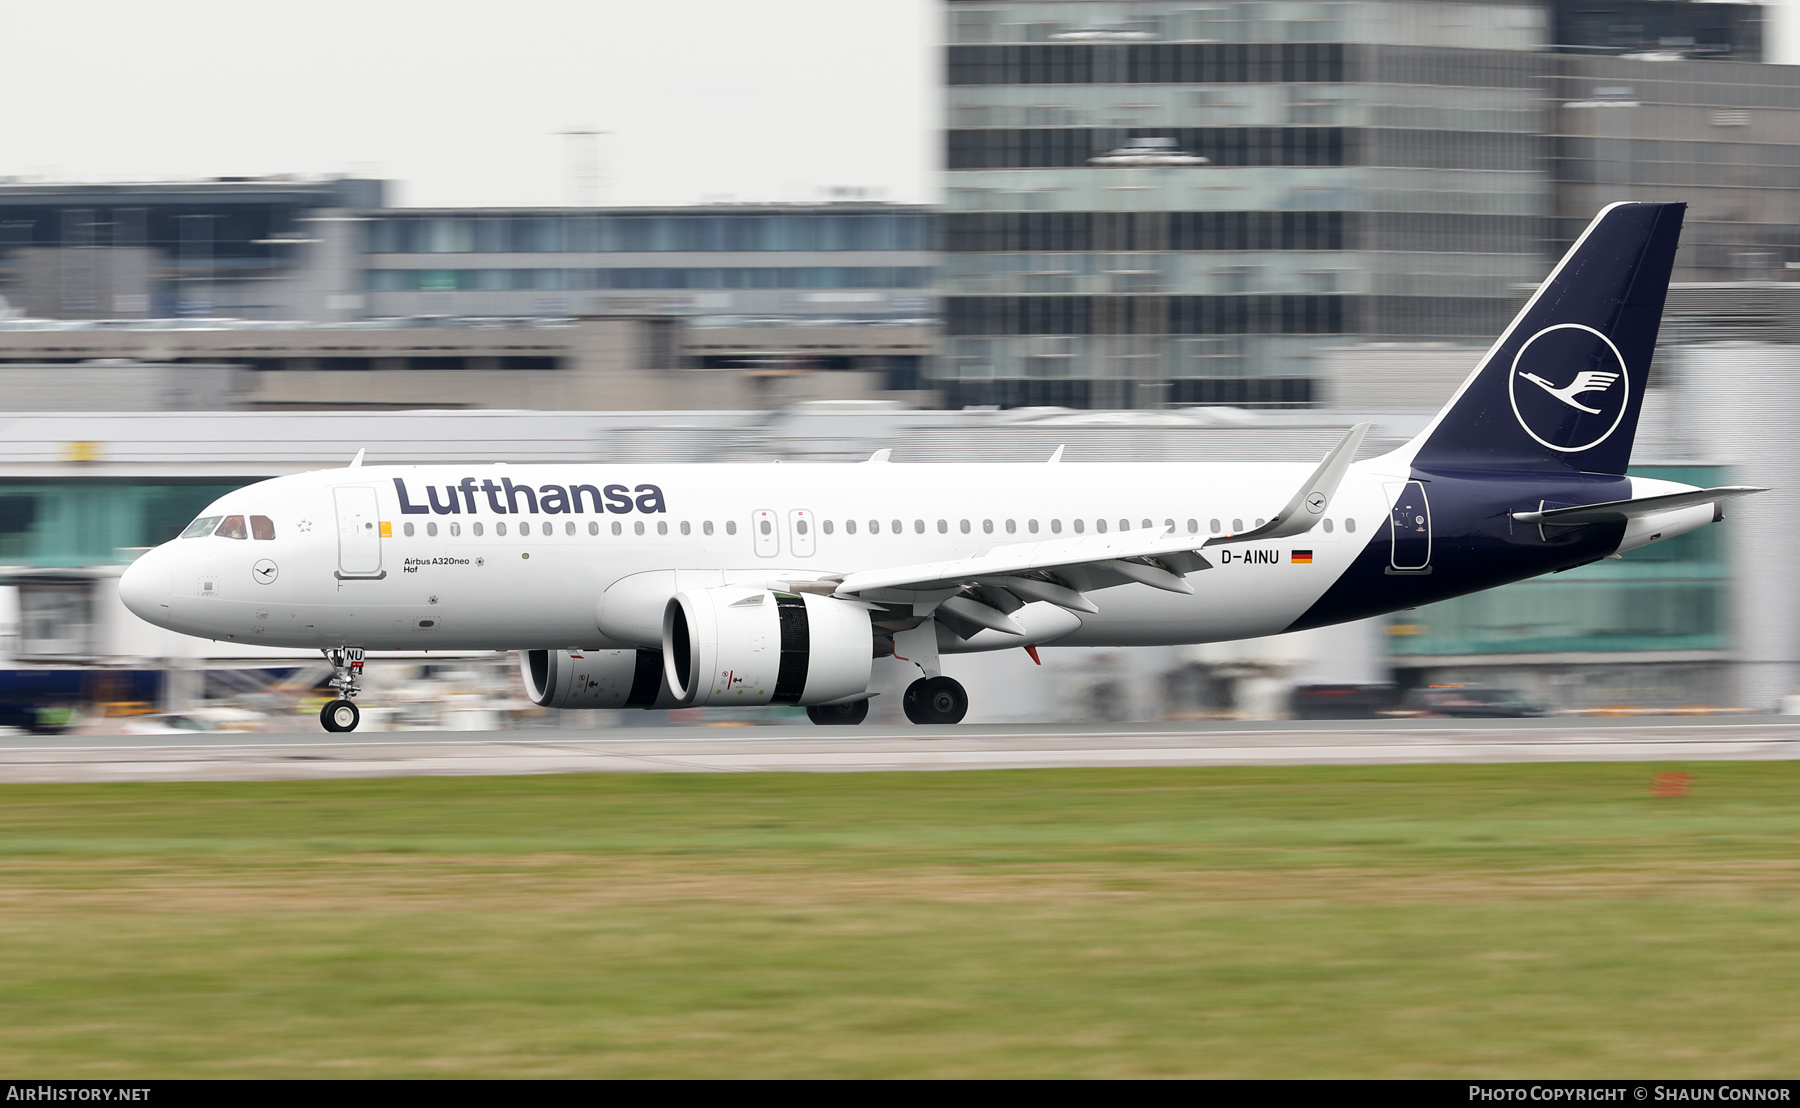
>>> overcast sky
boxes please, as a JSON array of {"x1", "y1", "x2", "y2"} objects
[{"x1": 0, "y1": 0, "x2": 938, "y2": 208}]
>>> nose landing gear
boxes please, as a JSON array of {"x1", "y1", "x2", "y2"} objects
[{"x1": 321, "y1": 647, "x2": 364, "y2": 733}]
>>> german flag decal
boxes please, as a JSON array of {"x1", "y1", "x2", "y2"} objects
[{"x1": 1291, "y1": 550, "x2": 1314, "y2": 564}]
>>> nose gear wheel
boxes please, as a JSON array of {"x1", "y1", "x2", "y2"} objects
[
  {"x1": 321, "y1": 648, "x2": 365, "y2": 732},
  {"x1": 321, "y1": 699, "x2": 361, "y2": 733}
]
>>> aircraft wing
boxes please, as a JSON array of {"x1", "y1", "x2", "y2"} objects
[
  {"x1": 813, "y1": 424, "x2": 1373, "y2": 636},
  {"x1": 1512, "y1": 486, "x2": 1767, "y2": 526},
  {"x1": 832, "y1": 526, "x2": 1218, "y2": 601}
]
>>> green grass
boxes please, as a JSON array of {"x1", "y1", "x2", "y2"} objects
[{"x1": 0, "y1": 763, "x2": 1796, "y2": 1076}]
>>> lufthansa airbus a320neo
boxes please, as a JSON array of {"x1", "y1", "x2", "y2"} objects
[{"x1": 120, "y1": 202, "x2": 1762, "y2": 732}]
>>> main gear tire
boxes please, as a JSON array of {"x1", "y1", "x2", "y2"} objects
[
  {"x1": 902, "y1": 676, "x2": 968, "y2": 725},
  {"x1": 320, "y1": 699, "x2": 361, "y2": 733},
  {"x1": 806, "y1": 699, "x2": 870, "y2": 726}
]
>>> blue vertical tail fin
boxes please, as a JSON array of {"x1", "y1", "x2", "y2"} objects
[{"x1": 1407, "y1": 201, "x2": 1685, "y2": 476}]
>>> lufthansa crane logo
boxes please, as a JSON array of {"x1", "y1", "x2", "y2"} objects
[{"x1": 1507, "y1": 323, "x2": 1630, "y2": 453}]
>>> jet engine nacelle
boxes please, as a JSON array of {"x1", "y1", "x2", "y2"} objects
[
  {"x1": 520, "y1": 647, "x2": 680, "y2": 710},
  {"x1": 662, "y1": 587, "x2": 872, "y2": 707}
]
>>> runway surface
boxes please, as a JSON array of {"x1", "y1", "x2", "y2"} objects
[{"x1": 1, "y1": 716, "x2": 1798, "y2": 782}]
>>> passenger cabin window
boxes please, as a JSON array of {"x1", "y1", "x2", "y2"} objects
[
  {"x1": 403, "y1": 522, "x2": 415, "y2": 537},
  {"x1": 1073, "y1": 520, "x2": 1085, "y2": 534},
  {"x1": 181, "y1": 516, "x2": 222, "y2": 538},
  {"x1": 251, "y1": 515, "x2": 276, "y2": 540},
  {"x1": 450, "y1": 523, "x2": 461, "y2": 536},
  {"x1": 1095, "y1": 520, "x2": 1106, "y2": 533},
  {"x1": 914, "y1": 520, "x2": 924, "y2": 534},
  {"x1": 428, "y1": 522, "x2": 439, "y2": 537},
  {"x1": 1050, "y1": 520, "x2": 1061, "y2": 533},
  {"x1": 473, "y1": 522, "x2": 485, "y2": 536},
  {"x1": 216, "y1": 515, "x2": 248, "y2": 540},
  {"x1": 497, "y1": 522, "x2": 508, "y2": 537},
  {"x1": 589, "y1": 522, "x2": 600, "y2": 535},
  {"x1": 569, "y1": 522, "x2": 579, "y2": 536},
  {"x1": 680, "y1": 521, "x2": 691, "y2": 536},
  {"x1": 936, "y1": 520, "x2": 947, "y2": 534},
  {"x1": 1029, "y1": 520, "x2": 1039, "y2": 533},
  {"x1": 1323, "y1": 518, "x2": 1334, "y2": 533},
  {"x1": 612, "y1": 522, "x2": 622, "y2": 536},
  {"x1": 634, "y1": 522, "x2": 645, "y2": 536},
  {"x1": 704, "y1": 521, "x2": 714, "y2": 535},
  {"x1": 1345, "y1": 518, "x2": 1356, "y2": 533},
  {"x1": 1209, "y1": 519, "x2": 1220, "y2": 533},
  {"x1": 1005, "y1": 519, "x2": 1015, "y2": 533},
  {"x1": 1232, "y1": 519, "x2": 1243, "y2": 532},
  {"x1": 726, "y1": 521, "x2": 737, "y2": 535},
  {"x1": 846, "y1": 520, "x2": 858, "y2": 535},
  {"x1": 982, "y1": 520, "x2": 993, "y2": 534},
  {"x1": 822, "y1": 520, "x2": 834, "y2": 535}
]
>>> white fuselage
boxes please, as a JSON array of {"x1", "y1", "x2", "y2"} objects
[{"x1": 119, "y1": 460, "x2": 1403, "y2": 653}]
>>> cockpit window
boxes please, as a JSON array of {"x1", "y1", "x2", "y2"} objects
[
  {"x1": 250, "y1": 515, "x2": 276, "y2": 541},
  {"x1": 215, "y1": 515, "x2": 248, "y2": 540},
  {"x1": 181, "y1": 516, "x2": 222, "y2": 539}
]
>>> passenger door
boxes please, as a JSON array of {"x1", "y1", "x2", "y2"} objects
[
  {"x1": 334, "y1": 486, "x2": 384, "y2": 578},
  {"x1": 1387, "y1": 480, "x2": 1431, "y2": 573}
]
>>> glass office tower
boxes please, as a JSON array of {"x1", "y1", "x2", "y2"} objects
[{"x1": 938, "y1": 0, "x2": 1551, "y2": 408}]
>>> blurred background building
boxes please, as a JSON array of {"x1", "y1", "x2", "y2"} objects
[{"x1": 0, "y1": 0, "x2": 1798, "y2": 725}]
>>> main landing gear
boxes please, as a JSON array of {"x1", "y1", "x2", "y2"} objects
[
  {"x1": 903, "y1": 676, "x2": 968, "y2": 725},
  {"x1": 321, "y1": 647, "x2": 364, "y2": 733},
  {"x1": 807, "y1": 699, "x2": 871, "y2": 726}
]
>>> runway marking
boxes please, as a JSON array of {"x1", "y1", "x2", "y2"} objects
[{"x1": 0, "y1": 721, "x2": 1797, "y2": 783}]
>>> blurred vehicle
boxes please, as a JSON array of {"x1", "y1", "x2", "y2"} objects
[
  {"x1": 117, "y1": 707, "x2": 264, "y2": 735},
  {"x1": 1394, "y1": 686, "x2": 1547, "y2": 719},
  {"x1": 1290, "y1": 683, "x2": 1400, "y2": 720}
]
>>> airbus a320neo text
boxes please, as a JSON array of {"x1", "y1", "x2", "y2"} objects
[{"x1": 121, "y1": 202, "x2": 1761, "y2": 732}]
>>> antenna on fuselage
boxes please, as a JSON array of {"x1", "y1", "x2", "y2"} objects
[
  {"x1": 866, "y1": 449, "x2": 891, "y2": 463},
  {"x1": 1047, "y1": 445, "x2": 1065, "y2": 463},
  {"x1": 348, "y1": 448, "x2": 365, "y2": 468}
]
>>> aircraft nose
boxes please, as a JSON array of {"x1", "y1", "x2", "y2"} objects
[{"x1": 119, "y1": 546, "x2": 172, "y2": 623}]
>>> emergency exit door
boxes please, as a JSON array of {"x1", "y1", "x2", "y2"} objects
[
  {"x1": 752, "y1": 509, "x2": 779, "y2": 558},
  {"x1": 334, "y1": 486, "x2": 384, "y2": 578},
  {"x1": 1388, "y1": 480, "x2": 1431, "y2": 572}
]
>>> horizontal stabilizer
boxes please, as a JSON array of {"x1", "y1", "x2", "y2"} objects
[{"x1": 1512, "y1": 486, "x2": 1767, "y2": 526}]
